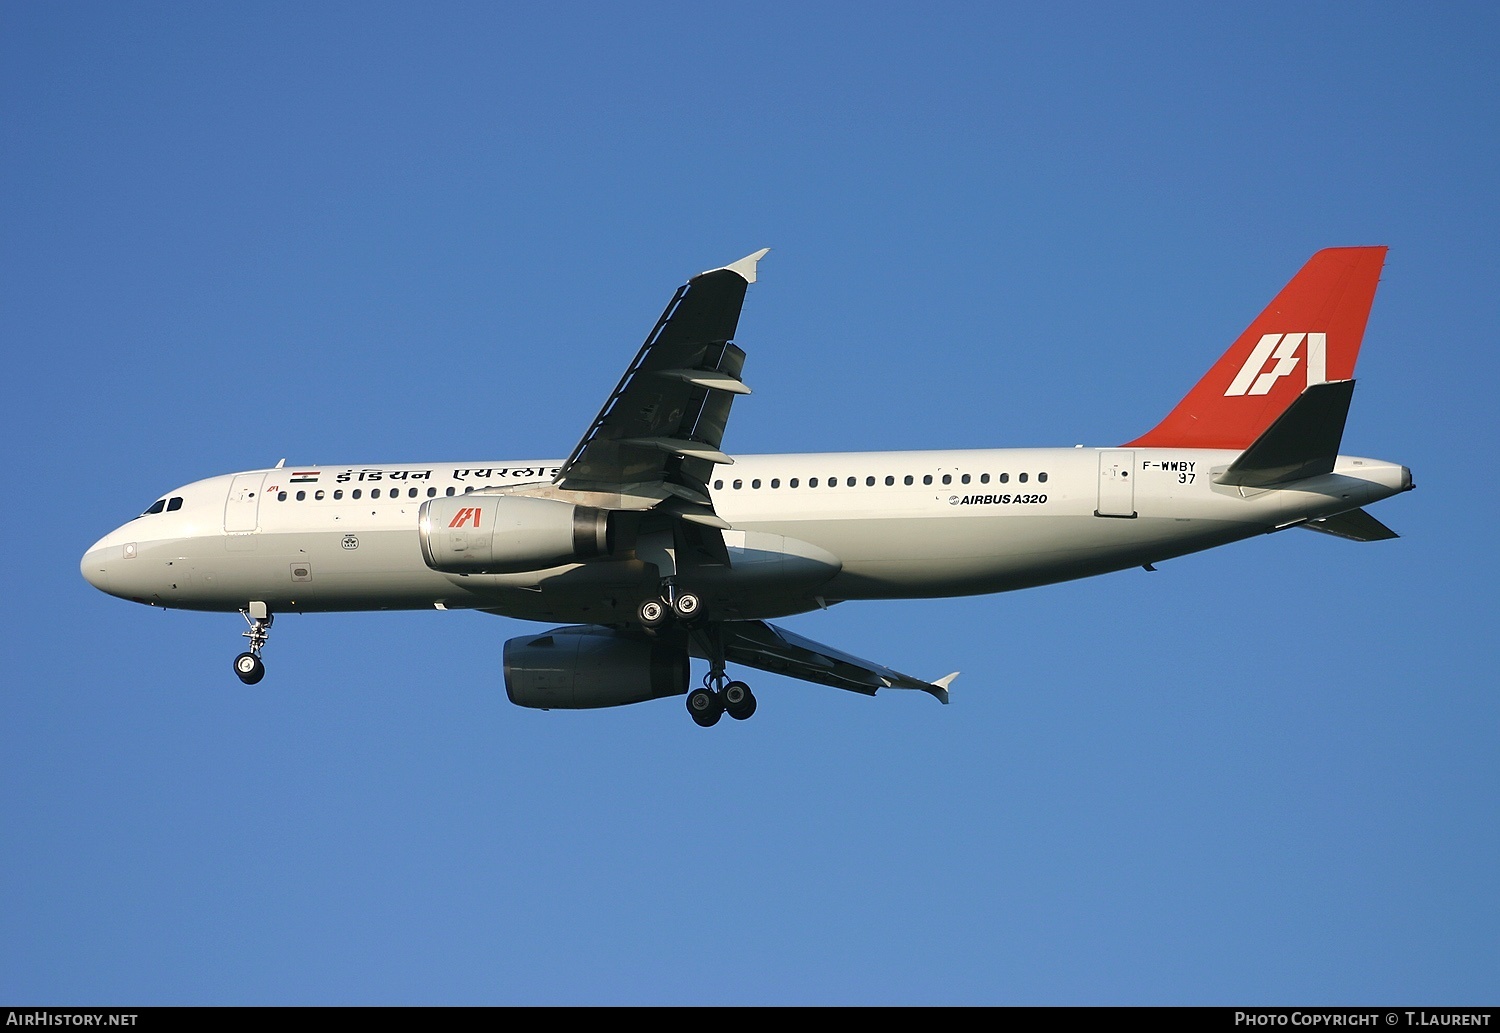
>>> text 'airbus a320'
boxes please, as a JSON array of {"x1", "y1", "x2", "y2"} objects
[{"x1": 83, "y1": 247, "x2": 1411, "y2": 725}]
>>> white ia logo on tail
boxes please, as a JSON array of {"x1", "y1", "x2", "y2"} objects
[{"x1": 1224, "y1": 332, "x2": 1327, "y2": 396}]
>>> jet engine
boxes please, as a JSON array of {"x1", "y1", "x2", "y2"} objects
[
  {"x1": 503, "y1": 626, "x2": 689, "y2": 710},
  {"x1": 419, "y1": 495, "x2": 613, "y2": 574}
]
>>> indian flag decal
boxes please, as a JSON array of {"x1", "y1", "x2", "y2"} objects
[{"x1": 290, "y1": 471, "x2": 320, "y2": 483}]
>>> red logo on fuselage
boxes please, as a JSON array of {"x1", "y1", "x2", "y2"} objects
[{"x1": 448, "y1": 507, "x2": 482, "y2": 528}]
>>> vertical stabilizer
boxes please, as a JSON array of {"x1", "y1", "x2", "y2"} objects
[{"x1": 1126, "y1": 247, "x2": 1386, "y2": 450}]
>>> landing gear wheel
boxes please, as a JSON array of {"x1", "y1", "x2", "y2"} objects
[
  {"x1": 233, "y1": 651, "x2": 265, "y2": 685},
  {"x1": 686, "y1": 686, "x2": 724, "y2": 727},
  {"x1": 671, "y1": 591, "x2": 702, "y2": 622},
  {"x1": 638, "y1": 599, "x2": 668, "y2": 629},
  {"x1": 723, "y1": 680, "x2": 756, "y2": 721}
]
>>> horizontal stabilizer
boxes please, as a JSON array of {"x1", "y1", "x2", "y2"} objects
[
  {"x1": 1301, "y1": 508, "x2": 1400, "y2": 542},
  {"x1": 1215, "y1": 380, "x2": 1355, "y2": 488}
]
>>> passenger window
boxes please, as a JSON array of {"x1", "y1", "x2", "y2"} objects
[
  {"x1": 315, "y1": 490, "x2": 325, "y2": 500},
  {"x1": 427, "y1": 487, "x2": 437, "y2": 497},
  {"x1": 752, "y1": 479, "x2": 761, "y2": 489},
  {"x1": 1038, "y1": 472, "x2": 1048, "y2": 483},
  {"x1": 409, "y1": 487, "x2": 418, "y2": 498},
  {"x1": 923, "y1": 475, "x2": 933, "y2": 485},
  {"x1": 961, "y1": 474, "x2": 971, "y2": 485},
  {"x1": 981, "y1": 473, "x2": 990, "y2": 484},
  {"x1": 828, "y1": 476, "x2": 837, "y2": 487},
  {"x1": 733, "y1": 479, "x2": 743, "y2": 489},
  {"x1": 941, "y1": 474, "x2": 952, "y2": 485},
  {"x1": 904, "y1": 475, "x2": 913, "y2": 485},
  {"x1": 1019, "y1": 473, "x2": 1029, "y2": 483},
  {"x1": 847, "y1": 477, "x2": 856, "y2": 487},
  {"x1": 446, "y1": 487, "x2": 455, "y2": 496},
  {"x1": 167, "y1": 497, "x2": 184, "y2": 511},
  {"x1": 999, "y1": 473, "x2": 1009, "y2": 484},
  {"x1": 352, "y1": 489, "x2": 362, "y2": 500},
  {"x1": 277, "y1": 492, "x2": 287, "y2": 502},
  {"x1": 790, "y1": 478, "x2": 800, "y2": 488},
  {"x1": 371, "y1": 489, "x2": 381, "y2": 499},
  {"x1": 714, "y1": 480, "x2": 724, "y2": 490},
  {"x1": 885, "y1": 475, "x2": 894, "y2": 486},
  {"x1": 809, "y1": 477, "x2": 818, "y2": 487},
  {"x1": 771, "y1": 478, "x2": 780, "y2": 488},
  {"x1": 334, "y1": 490, "x2": 343, "y2": 500},
  {"x1": 296, "y1": 490, "x2": 306, "y2": 501}
]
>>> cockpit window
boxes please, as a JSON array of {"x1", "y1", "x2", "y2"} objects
[
  {"x1": 166, "y1": 496, "x2": 184, "y2": 512},
  {"x1": 143, "y1": 499, "x2": 166, "y2": 515}
]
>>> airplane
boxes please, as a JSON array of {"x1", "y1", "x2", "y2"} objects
[{"x1": 81, "y1": 246, "x2": 1412, "y2": 726}]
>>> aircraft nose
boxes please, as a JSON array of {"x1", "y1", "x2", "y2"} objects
[
  {"x1": 81, "y1": 532, "x2": 131, "y2": 596},
  {"x1": 81, "y1": 546, "x2": 113, "y2": 594}
]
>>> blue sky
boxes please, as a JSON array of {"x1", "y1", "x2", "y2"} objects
[{"x1": 3, "y1": 2, "x2": 1496, "y2": 1005}]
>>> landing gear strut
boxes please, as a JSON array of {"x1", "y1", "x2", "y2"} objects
[{"x1": 234, "y1": 602, "x2": 272, "y2": 685}]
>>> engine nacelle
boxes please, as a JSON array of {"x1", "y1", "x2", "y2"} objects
[
  {"x1": 418, "y1": 495, "x2": 612, "y2": 574},
  {"x1": 503, "y1": 626, "x2": 689, "y2": 710}
]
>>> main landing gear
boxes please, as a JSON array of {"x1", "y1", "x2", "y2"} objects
[
  {"x1": 684, "y1": 617, "x2": 756, "y2": 728},
  {"x1": 636, "y1": 582, "x2": 758, "y2": 727},
  {"x1": 233, "y1": 602, "x2": 272, "y2": 685},
  {"x1": 637, "y1": 583, "x2": 702, "y2": 630},
  {"x1": 686, "y1": 673, "x2": 757, "y2": 727}
]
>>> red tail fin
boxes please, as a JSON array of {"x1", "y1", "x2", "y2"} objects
[{"x1": 1125, "y1": 247, "x2": 1387, "y2": 450}]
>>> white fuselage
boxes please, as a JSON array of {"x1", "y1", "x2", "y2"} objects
[{"x1": 81, "y1": 447, "x2": 1411, "y2": 625}]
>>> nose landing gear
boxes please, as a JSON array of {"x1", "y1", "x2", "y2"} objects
[{"x1": 234, "y1": 602, "x2": 272, "y2": 685}]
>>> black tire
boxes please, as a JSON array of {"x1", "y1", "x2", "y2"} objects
[
  {"x1": 672, "y1": 591, "x2": 702, "y2": 621},
  {"x1": 638, "y1": 599, "x2": 667, "y2": 628},
  {"x1": 233, "y1": 652, "x2": 265, "y2": 685},
  {"x1": 686, "y1": 686, "x2": 723, "y2": 727},
  {"x1": 724, "y1": 681, "x2": 756, "y2": 720}
]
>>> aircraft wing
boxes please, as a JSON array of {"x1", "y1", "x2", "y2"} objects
[
  {"x1": 553, "y1": 250, "x2": 768, "y2": 525},
  {"x1": 712, "y1": 620, "x2": 957, "y2": 703}
]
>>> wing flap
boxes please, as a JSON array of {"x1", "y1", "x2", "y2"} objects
[{"x1": 712, "y1": 621, "x2": 956, "y2": 703}]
